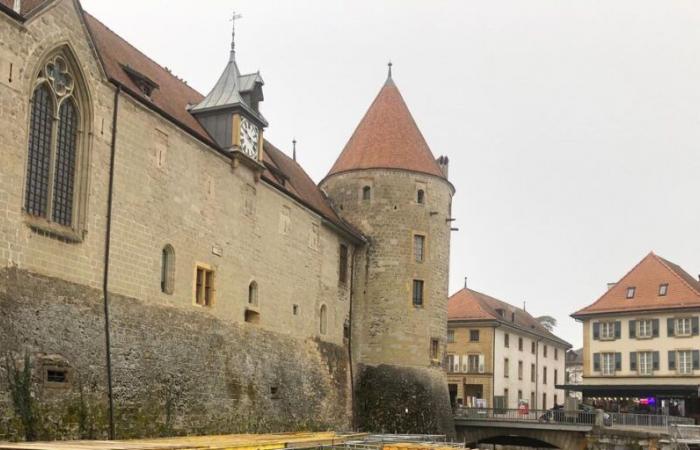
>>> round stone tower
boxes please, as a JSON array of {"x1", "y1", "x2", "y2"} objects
[{"x1": 321, "y1": 70, "x2": 455, "y2": 434}]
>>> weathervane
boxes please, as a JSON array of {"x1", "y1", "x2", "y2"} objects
[
  {"x1": 229, "y1": 11, "x2": 243, "y2": 60},
  {"x1": 387, "y1": 60, "x2": 393, "y2": 78}
]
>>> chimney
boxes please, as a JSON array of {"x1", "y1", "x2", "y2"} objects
[
  {"x1": 12, "y1": 0, "x2": 20, "y2": 13},
  {"x1": 607, "y1": 282, "x2": 616, "y2": 290},
  {"x1": 464, "y1": 276, "x2": 467, "y2": 289},
  {"x1": 437, "y1": 155, "x2": 449, "y2": 179}
]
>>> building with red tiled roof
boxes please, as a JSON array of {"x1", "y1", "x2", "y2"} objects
[
  {"x1": 568, "y1": 253, "x2": 700, "y2": 421},
  {"x1": 0, "y1": 0, "x2": 455, "y2": 437},
  {"x1": 445, "y1": 287, "x2": 570, "y2": 411}
]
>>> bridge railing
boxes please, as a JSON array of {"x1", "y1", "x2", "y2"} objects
[
  {"x1": 454, "y1": 407, "x2": 596, "y2": 426},
  {"x1": 608, "y1": 412, "x2": 695, "y2": 430}
]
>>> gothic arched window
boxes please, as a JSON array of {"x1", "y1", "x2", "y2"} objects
[
  {"x1": 161, "y1": 244, "x2": 175, "y2": 294},
  {"x1": 24, "y1": 52, "x2": 89, "y2": 236},
  {"x1": 248, "y1": 281, "x2": 258, "y2": 306}
]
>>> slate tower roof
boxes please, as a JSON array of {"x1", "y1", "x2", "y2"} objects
[{"x1": 326, "y1": 73, "x2": 445, "y2": 179}]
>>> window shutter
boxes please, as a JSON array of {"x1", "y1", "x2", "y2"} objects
[
  {"x1": 629, "y1": 320, "x2": 636, "y2": 338},
  {"x1": 615, "y1": 353, "x2": 622, "y2": 371},
  {"x1": 593, "y1": 322, "x2": 600, "y2": 340},
  {"x1": 668, "y1": 318, "x2": 675, "y2": 337},
  {"x1": 693, "y1": 350, "x2": 700, "y2": 370},
  {"x1": 614, "y1": 321, "x2": 621, "y2": 339},
  {"x1": 652, "y1": 319, "x2": 659, "y2": 338},
  {"x1": 692, "y1": 317, "x2": 699, "y2": 336},
  {"x1": 629, "y1": 352, "x2": 637, "y2": 371},
  {"x1": 653, "y1": 351, "x2": 659, "y2": 370},
  {"x1": 668, "y1": 351, "x2": 676, "y2": 370},
  {"x1": 593, "y1": 353, "x2": 600, "y2": 371},
  {"x1": 479, "y1": 354, "x2": 485, "y2": 373}
]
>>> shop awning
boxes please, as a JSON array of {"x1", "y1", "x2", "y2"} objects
[{"x1": 557, "y1": 384, "x2": 700, "y2": 397}]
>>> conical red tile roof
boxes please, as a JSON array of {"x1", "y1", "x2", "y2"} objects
[{"x1": 326, "y1": 77, "x2": 445, "y2": 179}]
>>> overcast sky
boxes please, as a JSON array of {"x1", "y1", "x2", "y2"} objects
[{"x1": 80, "y1": 0, "x2": 700, "y2": 348}]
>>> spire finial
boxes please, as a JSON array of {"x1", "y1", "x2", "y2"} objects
[
  {"x1": 229, "y1": 11, "x2": 243, "y2": 61},
  {"x1": 292, "y1": 138, "x2": 297, "y2": 161},
  {"x1": 387, "y1": 60, "x2": 393, "y2": 79}
]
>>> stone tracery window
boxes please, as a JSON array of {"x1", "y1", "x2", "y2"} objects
[{"x1": 24, "y1": 52, "x2": 88, "y2": 236}]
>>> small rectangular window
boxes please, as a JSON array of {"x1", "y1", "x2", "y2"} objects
[
  {"x1": 554, "y1": 348, "x2": 558, "y2": 360},
  {"x1": 447, "y1": 329, "x2": 455, "y2": 343},
  {"x1": 470, "y1": 329, "x2": 480, "y2": 342},
  {"x1": 531, "y1": 363, "x2": 535, "y2": 382},
  {"x1": 518, "y1": 337, "x2": 523, "y2": 351},
  {"x1": 414, "y1": 234, "x2": 425, "y2": 262},
  {"x1": 195, "y1": 265, "x2": 214, "y2": 307},
  {"x1": 339, "y1": 244, "x2": 348, "y2": 284},
  {"x1": 504, "y1": 357, "x2": 509, "y2": 378},
  {"x1": 543, "y1": 366, "x2": 547, "y2": 384},
  {"x1": 504, "y1": 333, "x2": 509, "y2": 348},
  {"x1": 543, "y1": 345, "x2": 548, "y2": 358},
  {"x1": 518, "y1": 360, "x2": 523, "y2": 380},
  {"x1": 46, "y1": 369, "x2": 67, "y2": 383},
  {"x1": 430, "y1": 338, "x2": 439, "y2": 360},
  {"x1": 412, "y1": 279, "x2": 424, "y2": 306},
  {"x1": 531, "y1": 341, "x2": 536, "y2": 354},
  {"x1": 659, "y1": 283, "x2": 668, "y2": 296},
  {"x1": 626, "y1": 286, "x2": 636, "y2": 299}
]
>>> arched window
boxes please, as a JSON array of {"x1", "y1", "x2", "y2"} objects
[
  {"x1": 160, "y1": 245, "x2": 175, "y2": 294},
  {"x1": 362, "y1": 186, "x2": 371, "y2": 201},
  {"x1": 24, "y1": 51, "x2": 89, "y2": 234},
  {"x1": 417, "y1": 189, "x2": 425, "y2": 204},
  {"x1": 248, "y1": 281, "x2": 258, "y2": 306},
  {"x1": 320, "y1": 304, "x2": 328, "y2": 335}
]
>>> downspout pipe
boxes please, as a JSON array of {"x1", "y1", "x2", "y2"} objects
[
  {"x1": 347, "y1": 247, "x2": 358, "y2": 428},
  {"x1": 103, "y1": 84, "x2": 120, "y2": 440}
]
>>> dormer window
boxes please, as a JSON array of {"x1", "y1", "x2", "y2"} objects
[
  {"x1": 496, "y1": 308, "x2": 505, "y2": 317},
  {"x1": 626, "y1": 287, "x2": 636, "y2": 299},
  {"x1": 659, "y1": 283, "x2": 668, "y2": 296},
  {"x1": 122, "y1": 64, "x2": 158, "y2": 98}
]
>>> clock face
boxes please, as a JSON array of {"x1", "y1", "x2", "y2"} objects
[{"x1": 240, "y1": 117, "x2": 259, "y2": 159}]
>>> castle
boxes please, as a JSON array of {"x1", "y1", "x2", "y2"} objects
[{"x1": 0, "y1": 0, "x2": 454, "y2": 439}]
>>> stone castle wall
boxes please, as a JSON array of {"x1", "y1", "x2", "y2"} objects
[
  {"x1": 0, "y1": 267, "x2": 350, "y2": 440},
  {"x1": 0, "y1": 0, "x2": 353, "y2": 439}
]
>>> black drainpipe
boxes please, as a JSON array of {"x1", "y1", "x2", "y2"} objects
[
  {"x1": 347, "y1": 246, "x2": 358, "y2": 428},
  {"x1": 103, "y1": 84, "x2": 120, "y2": 440}
]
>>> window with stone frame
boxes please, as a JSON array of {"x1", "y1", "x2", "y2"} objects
[
  {"x1": 503, "y1": 357, "x2": 509, "y2": 378},
  {"x1": 470, "y1": 329, "x2": 480, "y2": 342},
  {"x1": 413, "y1": 234, "x2": 425, "y2": 263},
  {"x1": 430, "y1": 338, "x2": 439, "y2": 360},
  {"x1": 194, "y1": 265, "x2": 214, "y2": 307},
  {"x1": 412, "y1": 279, "x2": 424, "y2": 307},
  {"x1": 24, "y1": 51, "x2": 89, "y2": 237}
]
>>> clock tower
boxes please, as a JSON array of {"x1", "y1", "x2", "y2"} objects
[{"x1": 191, "y1": 13, "x2": 267, "y2": 176}]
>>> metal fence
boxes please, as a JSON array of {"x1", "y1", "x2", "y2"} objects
[
  {"x1": 454, "y1": 407, "x2": 596, "y2": 426},
  {"x1": 609, "y1": 412, "x2": 695, "y2": 430}
]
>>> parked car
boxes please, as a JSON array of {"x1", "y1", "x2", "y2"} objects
[{"x1": 539, "y1": 404, "x2": 611, "y2": 426}]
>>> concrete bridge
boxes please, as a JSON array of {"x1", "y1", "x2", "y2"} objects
[{"x1": 453, "y1": 408, "x2": 688, "y2": 449}]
